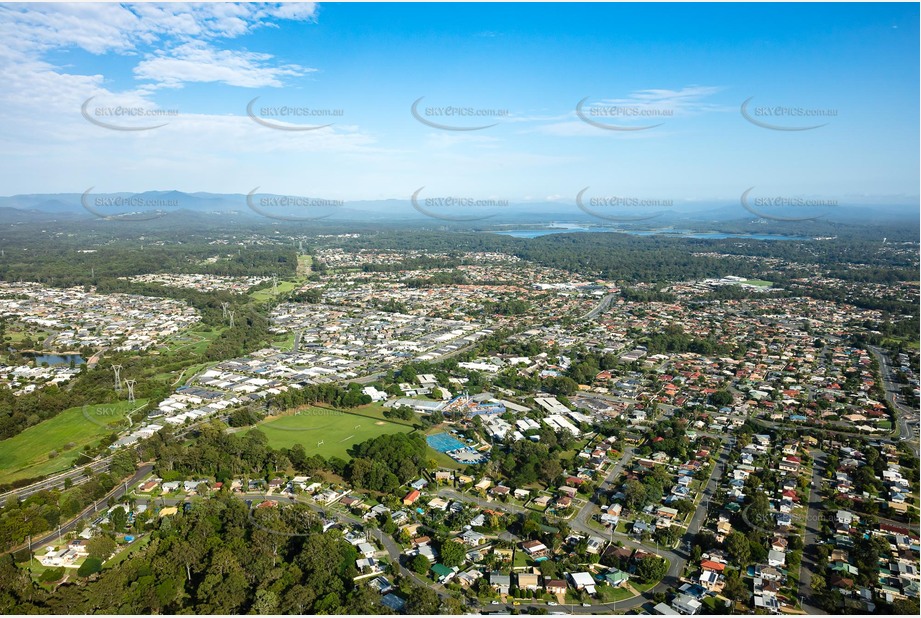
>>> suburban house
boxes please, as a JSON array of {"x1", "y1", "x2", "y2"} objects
[
  {"x1": 517, "y1": 572, "x2": 540, "y2": 591},
  {"x1": 602, "y1": 568, "x2": 630, "y2": 588},
  {"x1": 521, "y1": 539, "x2": 550, "y2": 558},
  {"x1": 431, "y1": 563, "x2": 458, "y2": 583},
  {"x1": 545, "y1": 579, "x2": 568, "y2": 594},
  {"x1": 569, "y1": 571, "x2": 596, "y2": 595},
  {"x1": 490, "y1": 571, "x2": 511, "y2": 595},
  {"x1": 672, "y1": 593, "x2": 703, "y2": 615}
]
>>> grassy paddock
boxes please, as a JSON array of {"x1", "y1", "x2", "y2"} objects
[{"x1": 0, "y1": 400, "x2": 146, "y2": 485}]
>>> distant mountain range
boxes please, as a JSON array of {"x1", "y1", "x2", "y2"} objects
[{"x1": 0, "y1": 190, "x2": 916, "y2": 227}]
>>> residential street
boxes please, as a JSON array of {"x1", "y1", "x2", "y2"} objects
[{"x1": 798, "y1": 449, "x2": 828, "y2": 615}]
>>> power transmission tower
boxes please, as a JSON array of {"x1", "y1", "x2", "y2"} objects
[
  {"x1": 228, "y1": 310, "x2": 235, "y2": 328},
  {"x1": 125, "y1": 380, "x2": 136, "y2": 404},
  {"x1": 112, "y1": 365, "x2": 123, "y2": 392}
]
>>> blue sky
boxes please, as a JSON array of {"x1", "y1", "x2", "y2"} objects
[{"x1": 0, "y1": 2, "x2": 917, "y2": 204}]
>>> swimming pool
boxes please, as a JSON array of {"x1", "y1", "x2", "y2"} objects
[{"x1": 427, "y1": 432, "x2": 466, "y2": 452}]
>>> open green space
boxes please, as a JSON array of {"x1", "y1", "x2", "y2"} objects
[
  {"x1": 248, "y1": 255, "x2": 313, "y2": 303},
  {"x1": 249, "y1": 279, "x2": 299, "y2": 303},
  {"x1": 296, "y1": 254, "x2": 313, "y2": 275},
  {"x1": 594, "y1": 583, "x2": 635, "y2": 602},
  {"x1": 0, "y1": 400, "x2": 147, "y2": 485},
  {"x1": 161, "y1": 324, "x2": 224, "y2": 357},
  {"x1": 247, "y1": 405, "x2": 414, "y2": 459},
  {"x1": 273, "y1": 331, "x2": 297, "y2": 352},
  {"x1": 740, "y1": 279, "x2": 773, "y2": 287},
  {"x1": 2, "y1": 322, "x2": 53, "y2": 346}
]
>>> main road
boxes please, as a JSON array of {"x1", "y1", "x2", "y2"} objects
[
  {"x1": 798, "y1": 450, "x2": 828, "y2": 615},
  {"x1": 0, "y1": 456, "x2": 115, "y2": 507},
  {"x1": 581, "y1": 293, "x2": 617, "y2": 321},
  {"x1": 868, "y1": 345, "x2": 919, "y2": 457},
  {"x1": 2, "y1": 464, "x2": 154, "y2": 556}
]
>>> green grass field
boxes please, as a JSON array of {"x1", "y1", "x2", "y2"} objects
[
  {"x1": 249, "y1": 279, "x2": 299, "y2": 303},
  {"x1": 296, "y1": 254, "x2": 312, "y2": 276},
  {"x1": 740, "y1": 279, "x2": 773, "y2": 287},
  {"x1": 273, "y1": 331, "x2": 297, "y2": 352},
  {"x1": 0, "y1": 400, "x2": 147, "y2": 485},
  {"x1": 248, "y1": 254, "x2": 313, "y2": 303},
  {"x1": 248, "y1": 406, "x2": 414, "y2": 459},
  {"x1": 161, "y1": 325, "x2": 224, "y2": 357}
]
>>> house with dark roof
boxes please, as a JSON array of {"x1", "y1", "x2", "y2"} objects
[{"x1": 489, "y1": 571, "x2": 511, "y2": 595}]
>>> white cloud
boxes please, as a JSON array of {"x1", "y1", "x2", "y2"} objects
[
  {"x1": 135, "y1": 42, "x2": 313, "y2": 88},
  {"x1": 0, "y1": 3, "x2": 319, "y2": 55},
  {"x1": 0, "y1": 2, "x2": 390, "y2": 191},
  {"x1": 0, "y1": 3, "x2": 319, "y2": 90},
  {"x1": 592, "y1": 85, "x2": 727, "y2": 115},
  {"x1": 528, "y1": 85, "x2": 726, "y2": 136}
]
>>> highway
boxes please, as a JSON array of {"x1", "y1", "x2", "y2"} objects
[
  {"x1": 3, "y1": 464, "x2": 154, "y2": 556},
  {"x1": 0, "y1": 455, "x2": 115, "y2": 507},
  {"x1": 867, "y1": 345, "x2": 919, "y2": 457},
  {"x1": 0, "y1": 414, "x2": 195, "y2": 508},
  {"x1": 581, "y1": 293, "x2": 617, "y2": 321}
]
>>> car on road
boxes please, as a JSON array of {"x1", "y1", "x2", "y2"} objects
[
  {"x1": 547, "y1": 602, "x2": 558, "y2": 606},
  {"x1": 582, "y1": 603, "x2": 591, "y2": 607},
  {"x1": 491, "y1": 601, "x2": 501, "y2": 605}
]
